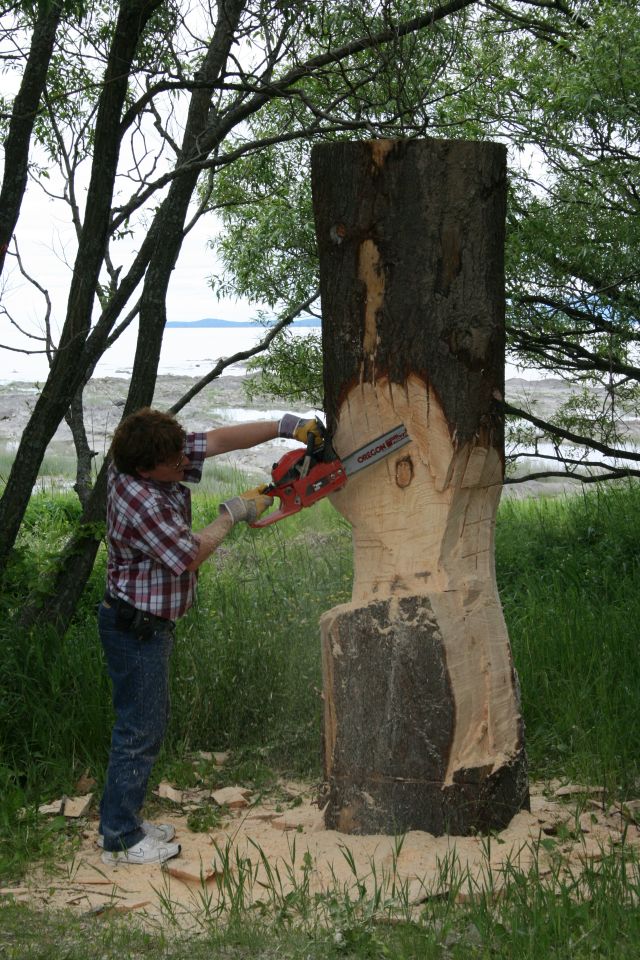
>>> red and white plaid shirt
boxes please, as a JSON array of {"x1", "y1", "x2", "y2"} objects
[{"x1": 105, "y1": 432, "x2": 207, "y2": 621}]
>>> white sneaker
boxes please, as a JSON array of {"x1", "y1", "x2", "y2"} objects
[
  {"x1": 97, "y1": 820, "x2": 175, "y2": 848},
  {"x1": 101, "y1": 834, "x2": 181, "y2": 865}
]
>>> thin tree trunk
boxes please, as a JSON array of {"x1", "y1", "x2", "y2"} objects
[
  {"x1": 20, "y1": 0, "x2": 248, "y2": 631},
  {"x1": 0, "y1": 0, "x2": 163, "y2": 576},
  {"x1": 0, "y1": 1, "x2": 63, "y2": 277},
  {"x1": 312, "y1": 138, "x2": 528, "y2": 836},
  {"x1": 65, "y1": 383, "x2": 96, "y2": 507}
]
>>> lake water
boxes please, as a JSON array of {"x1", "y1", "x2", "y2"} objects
[
  {"x1": 1, "y1": 320, "x2": 536, "y2": 385},
  {"x1": 0, "y1": 322, "x2": 291, "y2": 384}
]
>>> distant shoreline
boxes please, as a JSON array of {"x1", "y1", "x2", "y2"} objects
[
  {"x1": 0, "y1": 374, "x2": 300, "y2": 480},
  {"x1": 165, "y1": 317, "x2": 320, "y2": 329},
  {"x1": 0, "y1": 372, "x2": 631, "y2": 499}
]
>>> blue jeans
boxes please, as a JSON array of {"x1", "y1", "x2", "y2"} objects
[{"x1": 98, "y1": 600, "x2": 175, "y2": 851}]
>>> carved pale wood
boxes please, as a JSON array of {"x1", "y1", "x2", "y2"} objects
[{"x1": 311, "y1": 138, "x2": 529, "y2": 835}]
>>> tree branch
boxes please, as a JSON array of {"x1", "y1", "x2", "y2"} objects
[
  {"x1": 110, "y1": 0, "x2": 478, "y2": 230},
  {"x1": 504, "y1": 401, "x2": 640, "y2": 462},
  {"x1": 504, "y1": 466, "x2": 640, "y2": 485},
  {"x1": 168, "y1": 289, "x2": 320, "y2": 416}
]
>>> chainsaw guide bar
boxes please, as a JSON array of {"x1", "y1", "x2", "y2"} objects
[{"x1": 340, "y1": 424, "x2": 411, "y2": 477}]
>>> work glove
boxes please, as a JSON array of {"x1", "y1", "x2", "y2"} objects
[
  {"x1": 219, "y1": 485, "x2": 273, "y2": 524},
  {"x1": 278, "y1": 414, "x2": 325, "y2": 448}
]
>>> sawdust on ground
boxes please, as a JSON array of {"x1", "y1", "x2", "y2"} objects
[{"x1": 4, "y1": 780, "x2": 639, "y2": 930}]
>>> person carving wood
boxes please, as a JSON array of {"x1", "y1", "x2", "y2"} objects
[{"x1": 97, "y1": 406, "x2": 322, "y2": 865}]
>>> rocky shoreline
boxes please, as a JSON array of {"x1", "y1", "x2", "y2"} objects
[
  {"x1": 0, "y1": 373, "x2": 636, "y2": 497},
  {"x1": 0, "y1": 374, "x2": 295, "y2": 480}
]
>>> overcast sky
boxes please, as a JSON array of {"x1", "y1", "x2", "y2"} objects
[{"x1": 0, "y1": 181, "x2": 264, "y2": 362}]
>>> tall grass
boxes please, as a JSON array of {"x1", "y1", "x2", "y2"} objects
[
  {"x1": 497, "y1": 481, "x2": 640, "y2": 791},
  {"x1": 171, "y1": 494, "x2": 352, "y2": 771},
  {"x1": 1, "y1": 477, "x2": 640, "y2": 878}
]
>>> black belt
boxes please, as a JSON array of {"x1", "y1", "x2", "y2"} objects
[{"x1": 104, "y1": 592, "x2": 175, "y2": 627}]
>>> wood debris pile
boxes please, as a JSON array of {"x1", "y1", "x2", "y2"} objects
[{"x1": 2, "y1": 778, "x2": 638, "y2": 928}]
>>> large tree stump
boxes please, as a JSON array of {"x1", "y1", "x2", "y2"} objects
[{"x1": 311, "y1": 138, "x2": 528, "y2": 836}]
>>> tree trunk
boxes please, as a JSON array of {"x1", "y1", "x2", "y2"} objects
[
  {"x1": 312, "y1": 138, "x2": 528, "y2": 836},
  {"x1": 19, "y1": 0, "x2": 249, "y2": 632},
  {"x1": 65, "y1": 382, "x2": 97, "y2": 507},
  {"x1": 0, "y1": 0, "x2": 163, "y2": 576},
  {"x1": 0, "y1": 1, "x2": 62, "y2": 277}
]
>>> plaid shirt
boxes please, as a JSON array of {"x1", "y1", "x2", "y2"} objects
[{"x1": 105, "y1": 432, "x2": 207, "y2": 621}]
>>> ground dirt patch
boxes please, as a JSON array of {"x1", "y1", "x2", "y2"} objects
[{"x1": 4, "y1": 780, "x2": 639, "y2": 931}]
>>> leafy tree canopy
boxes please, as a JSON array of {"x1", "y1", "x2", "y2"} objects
[{"x1": 211, "y1": 0, "x2": 640, "y2": 483}]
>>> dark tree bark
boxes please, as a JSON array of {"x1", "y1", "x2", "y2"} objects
[
  {"x1": 0, "y1": 1, "x2": 63, "y2": 277},
  {"x1": 65, "y1": 382, "x2": 97, "y2": 507},
  {"x1": 312, "y1": 138, "x2": 529, "y2": 836}
]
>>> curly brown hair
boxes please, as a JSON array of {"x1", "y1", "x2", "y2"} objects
[{"x1": 111, "y1": 407, "x2": 186, "y2": 475}]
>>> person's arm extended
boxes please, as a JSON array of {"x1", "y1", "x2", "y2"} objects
[
  {"x1": 185, "y1": 486, "x2": 273, "y2": 571},
  {"x1": 205, "y1": 421, "x2": 278, "y2": 457},
  {"x1": 204, "y1": 414, "x2": 324, "y2": 458},
  {"x1": 186, "y1": 513, "x2": 234, "y2": 571}
]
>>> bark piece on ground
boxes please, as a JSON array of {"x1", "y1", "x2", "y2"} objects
[
  {"x1": 554, "y1": 783, "x2": 606, "y2": 799},
  {"x1": 211, "y1": 786, "x2": 252, "y2": 809},
  {"x1": 157, "y1": 782, "x2": 183, "y2": 804},
  {"x1": 164, "y1": 859, "x2": 217, "y2": 883},
  {"x1": 37, "y1": 800, "x2": 65, "y2": 816},
  {"x1": 64, "y1": 794, "x2": 93, "y2": 818},
  {"x1": 270, "y1": 807, "x2": 326, "y2": 833}
]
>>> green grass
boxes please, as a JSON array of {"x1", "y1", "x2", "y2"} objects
[
  {"x1": 172, "y1": 493, "x2": 351, "y2": 770},
  {"x1": 497, "y1": 482, "x2": 640, "y2": 792},
  {"x1": 1, "y1": 477, "x2": 640, "y2": 954},
  {"x1": 3, "y1": 478, "x2": 640, "y2": 816},
  {"x1": 0, "y1": 842, "x2": 638, "y2": 958}
]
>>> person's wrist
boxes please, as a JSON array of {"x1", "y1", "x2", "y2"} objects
[
  {"x1": 219, "y1": 496, "x2": 256, "y2": 524},
  {"x1": 278, "y1": 413, "x2": 300, "y2": 439}
]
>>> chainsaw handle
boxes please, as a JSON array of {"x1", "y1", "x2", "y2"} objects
[{"x1": 250, "y1": 484, "x2": 302, "y2": 527}]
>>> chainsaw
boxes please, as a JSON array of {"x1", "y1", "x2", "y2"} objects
[{"x1": 250, "y1": 421, "x2": 411, "y2": 527}]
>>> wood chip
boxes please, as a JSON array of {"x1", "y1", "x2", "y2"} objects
[
  {"x1": 181, "y1": 787, "x2": 211, "y2": 805},
  {"x1": 164, "y1": 859, "x2": 217, "y2": 884},
  {"x1": 72, "y1": 873, "x2": 121, "y2": 886},
  {"x1": 618, "y1": 800, "x2": 640, "y2": 823},
  {"x1": 157, "y1": 781, "x2": 183, "y2": 804},
  {"x1": 574, "y1": 839, "x2": 612, "y2": 863},
  {"x1": 579, "y1": 811, "x2": 597, "y2": 833},
  {"x1": 554, "y1": 784, "x2": 605, "y2": 799},
  {"x1": 211, "y1": 786, "x2": 251, "y2": 808},
  {"x1": 64, "y1": 794, "x2": 93, "y2": 818},
  {"x1": 91, "y1": 898, "x2": 151, "y2": 916},
  {"x1": 37, "y1": 799, "x2": 64, "y2": 816},
  {"x1": 270, "y1": 807, "x2": 325, "y2": 833},
  {"x1": 243, "y1": 810, "x2": 280, "y2": 823}
]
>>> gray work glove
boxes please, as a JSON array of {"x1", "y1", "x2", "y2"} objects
[
  {"x1": 278, "y1": 414, "x2": 325, "y2": 448},
  {"x1": 219, "y1": 485, "x2": 273, "y2": 524}
]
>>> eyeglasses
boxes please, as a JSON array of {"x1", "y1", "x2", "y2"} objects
[{"x1": 172, "y1": 451, "x2": 187, "y2": 470}]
